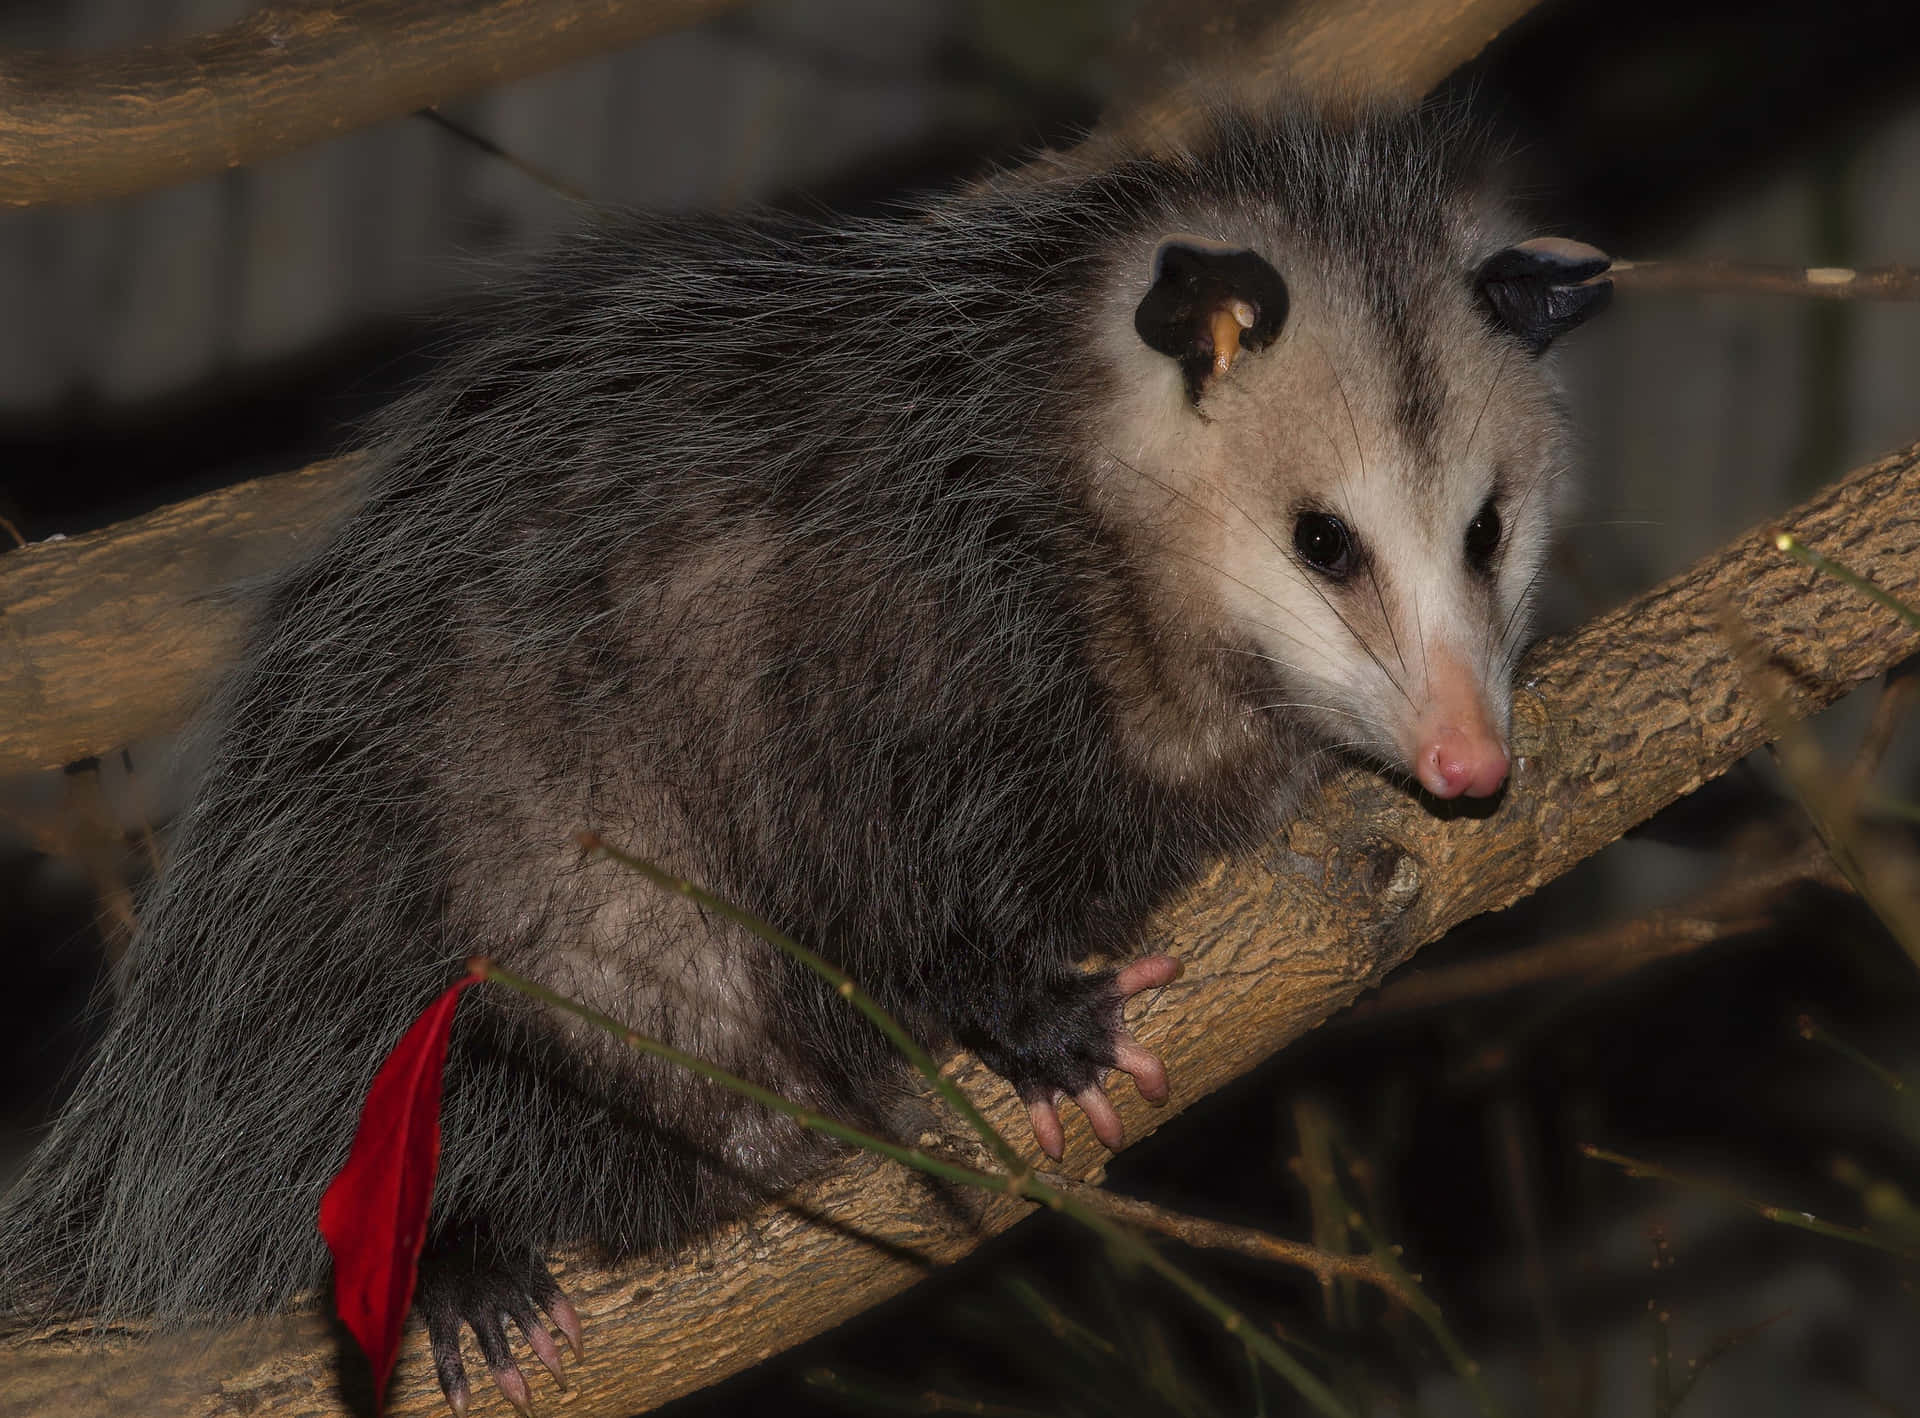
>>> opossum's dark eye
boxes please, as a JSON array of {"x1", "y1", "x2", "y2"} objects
[
  {"x1": 1293, "y1": 512, "x2": 1352, "y2": 579},
  {"x1": 1465, "y1": 499, "x2": 1502, "y2": 572}
]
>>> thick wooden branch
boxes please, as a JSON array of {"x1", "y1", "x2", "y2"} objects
[
  {"x1": 1106, "y1": 0, "x2": 1542, "y2": 148},
  {"x1": 8, "y1": 443, "x2": 1919, "y2": 1415},
  {"x1": 0, "y1": 456, "x2": 364, "y2": 773},
  {"x1": 0, "y1": 0, "x2": 741, "y2": 208}
]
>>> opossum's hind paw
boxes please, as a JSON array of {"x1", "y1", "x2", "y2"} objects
[
  {"x1": 415, "y1": 1241, "x2": 582, "y2": 1417},
  {"x1": 1011, "y1": 953, "x2": 1183, "y2": 1162}
]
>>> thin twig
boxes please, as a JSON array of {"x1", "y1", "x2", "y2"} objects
[
  {"x1": 1719, "y1": 590, "x2": 1920, "y2": 969},
  {"x1": 1581, "y1": 1145, "x2": 1920, "y2": 1261},
  {"x1": 1796, "y1": 1014, "x2": 1912, "y2": 1098},
  {"x1": 1289, "y1": 1099, "x2": 1507, "y2": 1418},
  {"x1": 1612, "y1": 259, "x2": 1920, "y2": 301},
  {"x1": 415, "y1": 107, "x2": 594, "y2": 205},
  {"x1": 1353, "y1": 835, "x2": 1843, "y2": 1020},
  {"x1": 1040, "y1": 1175, "x2": 1417, "y2": 1308},
  {"x1": 1668, "y1": 1311, "x2": 1788, "y2": 1414},
  {"x1": 1842, "y1": 673, "x2": 1919, "y2": 807}
]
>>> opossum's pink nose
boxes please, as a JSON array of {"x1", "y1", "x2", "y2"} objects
[
  {"x1": 1407, "y1": 648, "x2": 1510, "y2": 800},
  {"x1": 1416, "y1": 727, "x2": 1510, "y2": 800}
]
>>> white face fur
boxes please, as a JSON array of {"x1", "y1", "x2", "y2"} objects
[{"x1": 1093, "y1": 224, "x2": 1581, "y2": 800}]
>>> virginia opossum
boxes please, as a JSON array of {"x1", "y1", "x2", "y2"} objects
[{"x1": 1, "y1": 104, "x2": 1608, "y2": 1410}]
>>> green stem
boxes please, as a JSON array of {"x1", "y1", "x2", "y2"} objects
[
  {"x1": 1344, "y1": 1208, "x2": 1508, "y2": 1418},
  {"x1": 1796, "y1": 1014, "x2": 1912, "y2": 1098},
  {"x1": 473, "y1": 958, "x2": 999, "y2": 1193},
  {"x1": 580, "y1": 834, "x2": 1029, "y2": 1178},
  {"x1": 1582, "y1": 1144, "x2": 1920, "y2": 1260},
  {"x1": 1773, "y1": 531, "x2": 1920, "y2": 632},
  {"x1": 1045, "y1": 1190, "x2": 1356, "y2": 1418}
]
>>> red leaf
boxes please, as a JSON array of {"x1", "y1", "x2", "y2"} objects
[{"x1": 318, "y1": 971, "x2": 480, "y2": 1411}]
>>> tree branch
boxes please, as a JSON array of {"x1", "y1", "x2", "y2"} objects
[
  {"x1": 0, "y1": 0, "x2": 743, "y2": 209},
  {"x1": 1104, "y1": 0, "x2": 1543, "y2": 149},
  {"x1": 0, "y1": 455, "x2": 365, "y2": 774}
]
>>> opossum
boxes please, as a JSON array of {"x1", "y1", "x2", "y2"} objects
[{"x1": 0, "y1": 104, "x2": 1608, "y2": 1411}]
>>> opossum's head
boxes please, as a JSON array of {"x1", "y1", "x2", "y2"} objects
[{"x1": 1098, "y1": 216, "x2": 1609, "y2": 800}]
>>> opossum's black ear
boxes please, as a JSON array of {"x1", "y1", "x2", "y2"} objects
[
  {"x1": 1134, "y1": 239, "x2": 1289, "y2": 401},
  {"x1": 1475, "y1": 237, "x2": 1612, "y2": 355}
]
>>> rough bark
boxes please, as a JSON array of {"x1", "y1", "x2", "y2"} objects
[
  {"x1": 6, "y1": 442, "x2": 1916, "y2": 1415},
  {"x1": 1106, "y1": 0, "x2": 1542, "y2": 147},
  {"x1": 0, "y1": 0, "x2": 741, "y2": 208}
]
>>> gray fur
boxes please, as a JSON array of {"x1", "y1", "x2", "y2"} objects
[{"x1": 0, "y1": 104, "x2": 1589, "y2": 1348}]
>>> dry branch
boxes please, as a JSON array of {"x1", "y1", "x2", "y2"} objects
[
  {"x1": 0, "y1": 456, "x2": 364, "y2": 774},
  {"x1": 1611, "y1": 259, "x2": 1920, "y2": 301},
  {"x1": 0, "y1": 0, "x2": 742, "y2": 208},
  {"x1": 1350, "y1": 832, "x2": 1850, "y2": 1020}
]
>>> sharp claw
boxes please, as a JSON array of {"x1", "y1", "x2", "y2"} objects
[
  {"x1": 520, "y1": 1318, "x2": 568, "y2": 1386},
  {"x1": 546, "y1": 1292, "x2": 584, "y2": 1359},
  {"x1": 432, "y1": 1329, "x2": 472, "y2": 1417},
  {"x1": 1027, "y1": 1094, "x2": 1066, "y2": 1160},
  {"x1": 1075, "y1": 1084, "x2": 1126, "y2": 1150},
  {"x1": 491, "y1": 1361, "x2": 534, "y2": 1418}
]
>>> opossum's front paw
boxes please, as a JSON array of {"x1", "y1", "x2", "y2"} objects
[
  {"x1": 996, "y1": 954, "x2": 1182, "y2": 1162},
  {"x1": 414, "y1": 1240, "x2": 582, "y2": 1417}
]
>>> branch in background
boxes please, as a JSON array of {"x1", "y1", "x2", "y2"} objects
[
  {"x1": 1611, "y1": 259, "x2": 1920, "y2": 301},
  {"x1": 0, "y1": 0, "x2": 744, "y2": 209},
  {"x1": 1103, "y1": 0, "x2": 1544, "y2": 153},
  {"x1": 413, "y1": 107, "x2": 592, "y2": 205},
  {"x1": 0, "y1": 0, "x2": 1551, "y2": 212},
  {"x1": 1351, "y1": 832, "x2": 1849, "y2": 1022},
  {"x1": 1038, "y1": 1175, "x2": 1416, "y2": 1307},
  {"x1": 0, "y1": 455, "x2": 363, "y2": 774}
]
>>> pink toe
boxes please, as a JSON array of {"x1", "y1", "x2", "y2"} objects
[
  {"x1": 1027, "y1": 1096, "x2": 1066, "y2": 1160},
  {"x1": 1113, "y1": 1038, "x2": 1168, "y2": 1102},
  {"x1": 1115, "y1": 954, "x2": 1182, "y2": 996}
]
